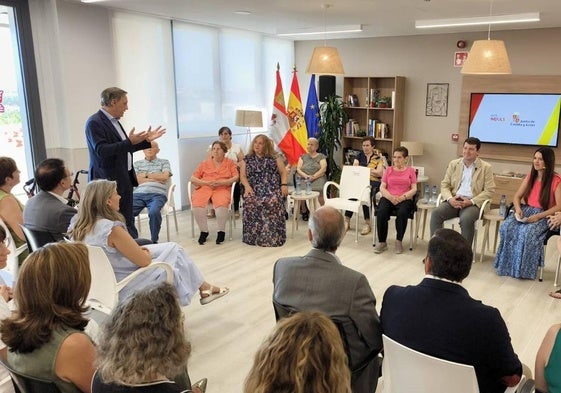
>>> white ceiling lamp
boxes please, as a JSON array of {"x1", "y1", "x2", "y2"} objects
[
  {"x1": 305, "y1": 4, "x2": 345, "y2": 75},
  {"x1": 461, "y1": 0, "x2": 512, "y2": 75},
  {"x1": 415, "y1": 12, "x2": 540, "y2": 29}
]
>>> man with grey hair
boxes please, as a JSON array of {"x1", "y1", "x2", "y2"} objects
[
  {"x1": 85, "y1": 87, "x2": 165, "y2": 238},
  {"x1": 273, "y1": 206, "x2": 382, "y2": 393}
]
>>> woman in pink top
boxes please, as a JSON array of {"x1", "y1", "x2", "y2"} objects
[
  {"x1": 374, "y1": 146, "x2": 417, "y2": 254},
  {"x1": 191, "y1": 141, "x2": 239, "y2": 245},
  {"x1": 494, "y1": 147, "x2": 561, "y2": 279}
]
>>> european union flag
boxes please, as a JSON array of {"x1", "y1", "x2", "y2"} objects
[{"x1": 305, "y1": 74, "x2": 321, "y2": 138}]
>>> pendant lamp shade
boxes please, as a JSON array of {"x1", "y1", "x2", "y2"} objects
[
  {"x1": 306, "y1": 46, "x2": 345, "y2": 75},
  {"x1": 461, "y1": 39, "x2": 511, "y2": 74}
]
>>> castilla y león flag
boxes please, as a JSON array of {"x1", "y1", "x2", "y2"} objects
[{"x1": 269, "y1": 65, "x2": 306, "y2": 165}]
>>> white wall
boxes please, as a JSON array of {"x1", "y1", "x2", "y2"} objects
[
  {"x1": 28, "y1": 0, "x2": 561, "y2": 203},
  {"x1": 295, "y1": 28, "x2": 561, "y2": 187}
]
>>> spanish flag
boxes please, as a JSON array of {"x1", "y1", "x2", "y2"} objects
[{"x1": 269, "y1": 64, "x2": 306, "y2": 164}]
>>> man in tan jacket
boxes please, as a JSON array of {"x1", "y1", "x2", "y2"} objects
[{"x1": 430, "y1": 137, "x2": 495, "y2": 246}]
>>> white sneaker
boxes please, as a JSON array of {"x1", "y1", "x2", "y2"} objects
[
  {"x1": 374, "y1": 243, "x2": 388, "y2": 254},
  {"x1": 360, "y1": 223, "x2": 371, "y2": 235},
  {"x1": 395, "y1": 241, "x2": 404, "y2": 254}
]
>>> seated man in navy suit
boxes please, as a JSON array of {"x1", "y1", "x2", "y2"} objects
[
  {"x1": 273, "y1": 206, "x2": 382, "y2": 393},
  {"x1": 381, "y1": 228, "x2": 522, "y2": 393}
]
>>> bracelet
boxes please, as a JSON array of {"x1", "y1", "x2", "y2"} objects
[{"x1": 281, "y1": 184, "x2": 288, "y2": 186}]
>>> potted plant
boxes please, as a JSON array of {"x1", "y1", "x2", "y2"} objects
[
  {"x1": 376, "y1": 96, "x2": 392, "y2": 108},
  {"x1": 319, "y1": 95, "x2": 348, "y2": 185}
]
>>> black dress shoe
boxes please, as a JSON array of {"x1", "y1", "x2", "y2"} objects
[
  {"x1": 216, "y1": 231, "x2": 225, "y2": 244},
  {"x1": 198, "y1": 231, "x2": 209, "y2": 245}
]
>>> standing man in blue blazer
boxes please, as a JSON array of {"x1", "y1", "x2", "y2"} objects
[{"x1": 85, "y1": 87, "x2": 165, "y2": 238}]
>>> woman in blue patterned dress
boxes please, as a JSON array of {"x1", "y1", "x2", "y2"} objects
[
  {"x1": 239, "y1": 134, "x2": 288, "y2": 247},
  {"x1": 494, "y1": 147, "x2": 561, "y2": 279}
]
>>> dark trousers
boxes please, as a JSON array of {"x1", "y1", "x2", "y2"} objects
[
  {"x1": 233, "y1": 181, "x2": 241, "y2": 211},
  {"x1": 376, "y1": 197, "x2": 413, "y2": 242},
  {"x1": 117, "y1": 176, "x2": 137, "y2": 238}
]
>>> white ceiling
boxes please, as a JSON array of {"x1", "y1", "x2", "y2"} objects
[{"x1": 71, "y1": 0, "x2": 561, "y2": 40}]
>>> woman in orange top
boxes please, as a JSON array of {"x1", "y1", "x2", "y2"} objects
[{"x1": 191, "y1": 141, "x2": 239, "y2": 245}]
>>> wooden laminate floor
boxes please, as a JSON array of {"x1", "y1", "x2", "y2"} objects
[{"x1": 140, "y1": 210, "x2": 561, "y2": 393}]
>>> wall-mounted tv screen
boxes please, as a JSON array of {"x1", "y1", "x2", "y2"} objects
[{"x1": 468, "y1": 93, "x2": 561, "y2": 147}]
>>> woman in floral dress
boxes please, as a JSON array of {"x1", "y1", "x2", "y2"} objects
[{"x1": 239, "y1": 134, "x2": 288, "y2": 247}]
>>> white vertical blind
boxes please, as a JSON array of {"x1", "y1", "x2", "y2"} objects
[{"x1": 172, "y1": 21, "x2": 293, "y2": 138}]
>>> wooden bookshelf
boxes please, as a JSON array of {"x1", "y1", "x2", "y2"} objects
[{"x1": 342, "y1": 76, "x2": 405, "y2": 163}]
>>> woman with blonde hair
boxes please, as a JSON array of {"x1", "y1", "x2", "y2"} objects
[
  {"x1": 70, "y1": 179, "x2": 228, "y2": 306},
  {"x1": 244, "y1": 311, "x2": 351, "y2": 393},
  {"x1": 0, "y1": 242, "x2": 96, "y2": 393},
  {"x1": 239, "y1": 134, "x2": 288, "y2": 247},
  {"x1": 93, "y1": 282, "x2": 206, "y2": 393}
]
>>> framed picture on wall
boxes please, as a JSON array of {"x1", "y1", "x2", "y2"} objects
[{"x1": 426, "y1": 83, "x2": 449, "y2": 117}]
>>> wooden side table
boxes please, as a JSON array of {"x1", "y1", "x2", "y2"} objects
[
  {"x1": 415, "y1": 200, "x2": 436, "y2": 244},
  {"x1": 291, "y1": 191, "x2": 320, "y2": 238},
  {"x1": 480, "y1": 208, "x2": 504, "y2": 263}
]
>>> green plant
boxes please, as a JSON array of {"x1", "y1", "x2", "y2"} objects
[
  {"x1": 376, "y1": 96, "x2": 392, "y2": 108},
  {"x1": 319, "y1": 95, "x2": 347, "y2": 184}
]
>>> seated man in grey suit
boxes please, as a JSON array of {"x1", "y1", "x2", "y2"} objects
[
  {"x1": 381, "y1": 228, "x2": 522, "y2": 393},
  {"x1": 273, "y1": 206, "x2": 383, "y2": 393},
  {"x1": 23, "y1": 158, "x2": 77, "y2": 240}
]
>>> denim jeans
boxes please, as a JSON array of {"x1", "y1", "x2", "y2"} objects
[{"x1": 132, "y1": 192, "x2": 167, "y2": 243}]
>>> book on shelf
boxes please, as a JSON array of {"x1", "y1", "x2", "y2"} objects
[
  {"x1": 346, "y1": 119, "x2": 354, "y2": 136},
  {"x1": 368, "y1": 119, "x2": 378, "y2": 136},
  {"x1": 352, "y1": 121, "x2": 359, "y2": 136}
]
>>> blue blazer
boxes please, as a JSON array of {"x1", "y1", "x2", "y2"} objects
[
  {"x1": 380, "y1": 278, "x2": 522, "y2": 393},
  {"x1": 85, "y1": 110, "x2": 150, "y2": 187}
]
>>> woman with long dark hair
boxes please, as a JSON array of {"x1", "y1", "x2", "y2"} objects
[
  {"x1": 0, "y1": 242, "x2": 96, "y2": 393},
  {"x1": 494, "y1": 147, "x2": 561, "y2": 279}
]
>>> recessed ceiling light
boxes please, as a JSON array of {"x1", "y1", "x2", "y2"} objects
[{"x1": 234, "y1": 10, "x2": 251, "y2": 15}]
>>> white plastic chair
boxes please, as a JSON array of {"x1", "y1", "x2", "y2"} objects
[
  {"x1": 381, "y1": 335, "x2": 524, "y2": 393},
  {"x1": 188, "y1": 181, "x2": 236, "y2": 240},
  {"x1": 436, "y1": 193, "x2": 490, "y2": 260},
  {"x1": 542, "y1": 232, "x2": 561, "y2": 285},
  {"x1": 323, "y1": 166, "x2": 371, "y2": 242},
  {"x1": 86, "y1": 245, "x2": 174, "y2": 315},
  {"x1": 136, "y1": 183, "x2": 178, "y2": 242},
  {"x1": 0, "y1": 218, "x2": 27, "y2": 279}
]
